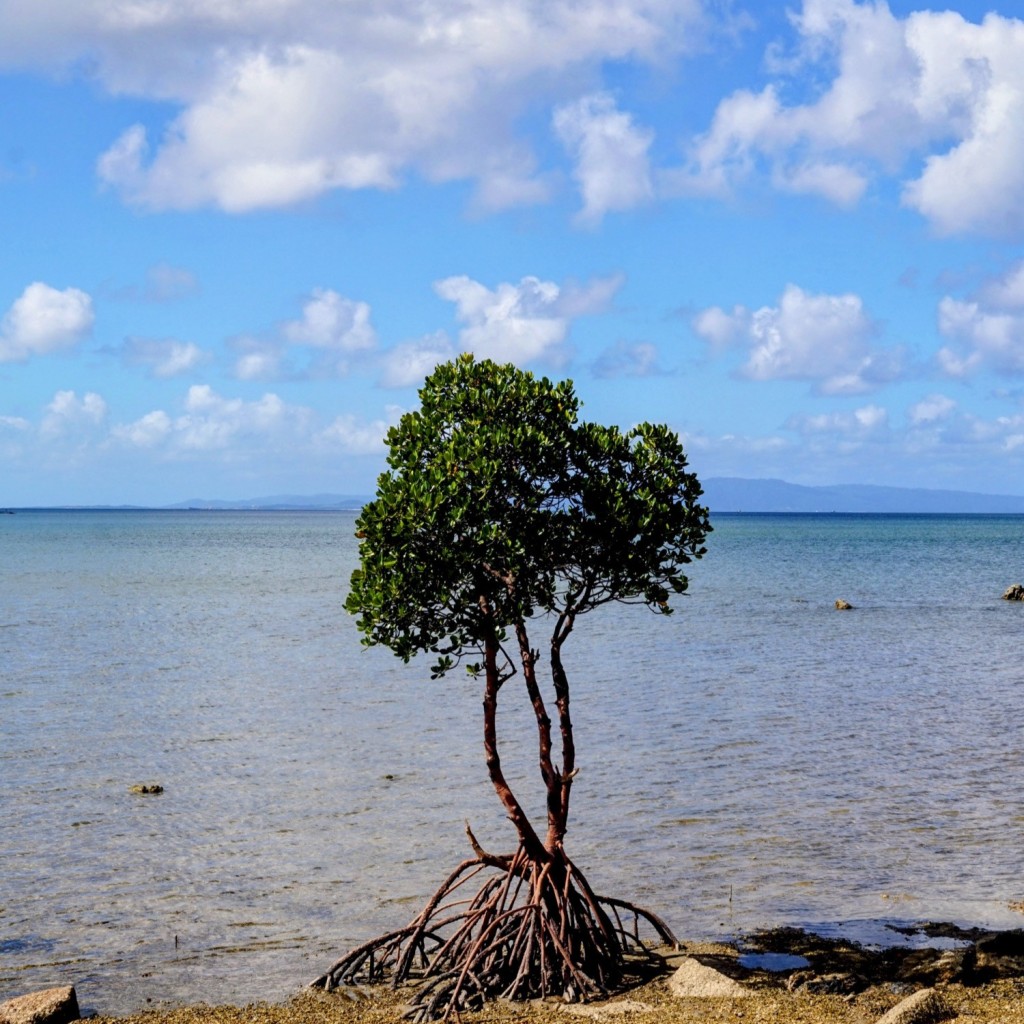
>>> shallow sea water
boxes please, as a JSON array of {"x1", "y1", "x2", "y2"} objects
[{"x1": 2, "y1": 510, "x2": 1023, "y2": 1012}]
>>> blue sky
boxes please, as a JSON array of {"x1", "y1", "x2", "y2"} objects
[{"x1": 3, "y1": 0, "x2": 1024, "y2": 505}]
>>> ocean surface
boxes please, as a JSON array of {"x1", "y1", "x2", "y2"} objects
[{"x1": 2, "y1": 510, "x2": 1023, "y2": 1013}]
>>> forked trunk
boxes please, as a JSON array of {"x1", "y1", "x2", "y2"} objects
[{"x1": 312, "y1": 609, "x2": 676, "y2": 1020}]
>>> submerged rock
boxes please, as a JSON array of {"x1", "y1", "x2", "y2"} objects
[{"x1": 129, "y1": 783, "x2": 164, "y2": 794}]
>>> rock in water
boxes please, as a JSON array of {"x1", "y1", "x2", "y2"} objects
[
  {"x1": 1002, "y1": 583, "x2": 1024, "y2": 601},
  {"x1": 835, "y1": 599, "x2": 854, "y2": 610},
  {"x1": 0, "y1": 986, "x2": 80, "y2": 1024}
]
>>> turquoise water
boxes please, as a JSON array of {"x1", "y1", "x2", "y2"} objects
[{"x1": 2, "y1": 510, "x2": 1023, "y2": 1011}]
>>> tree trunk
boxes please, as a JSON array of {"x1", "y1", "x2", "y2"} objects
[
  {"x1": 482, "y1": 630, "x2": 547, "y2": 861},
  {"x1": 312, "y1": 608, "x2": 677, "y2": 1020}
]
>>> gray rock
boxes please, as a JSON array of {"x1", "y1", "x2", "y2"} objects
[
  {"x1": 0, "y1": 986, "x2": 80, "y2": 1024},
  {"x1": 875, "y1": 988, "x2": 952, "y2": 1024},
  {"x1": 667, "y1": 958, "x2": 751, "y2": 998}
]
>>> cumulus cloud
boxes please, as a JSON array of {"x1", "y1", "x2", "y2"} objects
[
  {"x1": 553, "y1": 92, "x2": 655, "y2": 225},
  {"x1": 121, "y1": 336, "x2": 208, "y2": 378},
  {"x1": 40, "y1": 390, "x2": 108, "y2": 440},
  {"x1": 317, "y1": 409, "x2": 400, "y2": 454},
  {"x1": 283, "y1": 288, "x2": 375, "y2": 353},
  {"x1": 378, "y1": 332, "x2": 455, "y2": 389},
  {"x1": 690, "y1": 304, "x2": 749, "y2": 351},
  {"x1": 171, "y1": 385, "x2": 304, "y2": 451},
  {"x1": 112, "y1": 409, "x2": 173, "y2": 448},
  {"x1": 436, "y1": 272, "x2": 623, "y2": 364},
  {"x1": 0, "y1": 282, "x2": 94, "y2": 362},
  {"x1": 0, "y1": 0, "x2": 697, "y2": 212},
  {"x1": 693, "y1": 284, "x2": 900, "y2": 394},
  {"x1": 228, "y1": 335, "x2": 283, "y2": 381},
  {"x1": 978, "y1": 260, "x2": 1024, "y2": 310},
  {"x1": 909, "y1": 393, "x2": 957, "y2": 425},
  {"x1": 675, "y1": 1, "x2": 1024, "y2": 237},
  {"x1": 227, "y1": 288, "x2": 376, "y2": 380},
  {"x1": 936, "y1": 261, "x2": 1024, "y2": 377},
  {"x1": 787, "y1": 404, "x2": 889, "y2": 437},
  {"x1": 108, "y1": 384, "x2": 391, "y2": 457}
]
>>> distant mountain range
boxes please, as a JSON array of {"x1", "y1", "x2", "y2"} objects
[
  {"x1": 159, "y1": 478, "x2": 1024, "y2": 514},
  {"x1": 700, "y1": 478, "x2": 1024, "y2": 513},
  {"x1": 163, "y1": 493, "x2": 368, "y2": 510}
]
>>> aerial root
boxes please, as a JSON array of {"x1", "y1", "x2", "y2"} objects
[{"x1": 311, "y1": 846, "x2": 677, "y2": 1022}]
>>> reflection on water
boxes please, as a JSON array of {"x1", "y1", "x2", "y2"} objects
[{"x1": 2, "y1": 510, "x2": 1024, "y2": 1011}]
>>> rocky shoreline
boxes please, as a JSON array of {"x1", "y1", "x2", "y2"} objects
[{"x1": 4, "y1": 927, "x2": 1024, "y2": 1024}]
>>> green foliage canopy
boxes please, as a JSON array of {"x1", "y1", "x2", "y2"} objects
[{"x1": 345, "y1": 354, "x2": 710, "y2": 675}]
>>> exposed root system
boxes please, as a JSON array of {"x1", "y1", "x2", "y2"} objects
[{"x1": 312, "y1": 845, "x2": 677, "y2": 1022}]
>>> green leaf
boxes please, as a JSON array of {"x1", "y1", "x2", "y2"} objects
[{"x1": 344, "y1": 354, "x2": 710, "y2": 672}]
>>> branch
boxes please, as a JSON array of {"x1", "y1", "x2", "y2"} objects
[{"x1": 464, "y1": 821, "x2": 512, "y2": 870}]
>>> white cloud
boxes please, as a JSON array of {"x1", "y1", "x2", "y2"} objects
[
  {"x1": 934, "y1": 260, "x2": 1024, "y2": 377},
  {"x1": 317, "y1": 410, "x2": 399, "y2": 455},
  {"x1": 229, "y1": 335, "x2": 283, "y2": 381},
  {"x1": 121, "y1": 336, "x2": 208, "y2": 378},
  {"x1": 695, "y1": 284, "x2": 899, "y2": 394},
  {"x1": 691, "y1": 304, "x2": 749, "y2": 350},
  {"x1": 106, "y1": 384, "x2": 390, "y2": 457},
  {"x1": 0, "y1": 282, "x2": 94, "y2": 362},
  {"x1": 283, "y1": 288, "x2": 375, "y2": 353},
  {"x1": 435, "y1": 272, "x2": 622, "y2": 364},
  {"x1": 227, "y1": 288, "x2": 376, "y2": 380},
  {"x1": 4, "y1": 0, "x2": 701, "y2": 212},
  {"x1": 112, "y1": 410, "x2": 173, "y2": 447},
  {"x1": 909, "y1": 393, "x2": 957, "y2": 425},
  {"x1": 787, "y1": 403, "x2": 889, "y2": 438},
  {"x1": 40, "y1": 390, "x2": 108, "y2": 440},
  {"x1": 978, "y1": 261, "x2": 1024, "y2": 310},
  {"x1": 935, "y1": 345, "x2": 981, "y2": 379},
  {"x1": 775, "y1": 160, "x2": 866, "y2": 207},
  {"x1": 379, "y1": 332, "x2": 455, "y2": 389},
  {"x1": 678, "y1": 1, "x2": 1024, "y2": 237},
  {"x1": 553, "y1": 92, "x2": 655, "y2": 225},
  {"x1": 172, "y1": 384, "x2": 305, "y2": 451}
]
